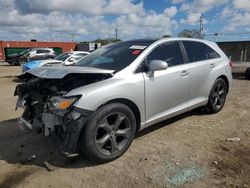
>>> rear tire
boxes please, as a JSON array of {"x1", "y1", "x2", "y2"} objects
[
  {"x1": 206, "y1": 78, "x2": 227, "y2": 113},
  {"x1": 18, "y1": 59, "x2": 25, "y2": 66},
  {"x1": 245, "y1": 67, "x2": 250, "y2": 80},
  {"x1": 81, "y1": 103, "x2": 136, "y2": 163}
]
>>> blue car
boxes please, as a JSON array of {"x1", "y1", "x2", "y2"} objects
[
  {"x1": 22, "y1": 51, "x2": 89, "y2": 72},
  {"x1": 22, "y1": 59, "x2": 63, "y2": 72}
]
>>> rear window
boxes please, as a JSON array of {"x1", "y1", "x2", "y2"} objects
[{"x1": 182, "y1": 41, "x2": 220, "y2": 63}]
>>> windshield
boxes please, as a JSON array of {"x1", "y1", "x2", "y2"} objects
[
  {"x1": 75, "y1": 41, "x2": 153, "y2": 71},
  {"x1": 55, "y1": 52, "x2": 71, "y2": 61},
  {"x1": 19, "y1": 49, "x2": 31, "y2": 55}
]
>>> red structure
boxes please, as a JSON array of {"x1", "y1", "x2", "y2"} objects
[{"x1": 0, "y1": 41, "x2": 76, "y2": 61}]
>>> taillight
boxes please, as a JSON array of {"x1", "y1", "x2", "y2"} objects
[{"x1": 229, "y1": 61, "x2": 234, "y2": 68}]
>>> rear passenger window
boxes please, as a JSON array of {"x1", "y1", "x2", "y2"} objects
[
  {"x1": 147, "y1": 42, "x2": 184, "y2": 67},
  {"x1": 182, "y1": 41, "x2": 220, "y2": 63},
  {"x1": 37, "y1": 50, "x2": 45, "y2": 54}
]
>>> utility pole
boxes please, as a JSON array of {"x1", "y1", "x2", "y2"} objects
[
  {"x1": 48, "y1": 15, "x2": 52, "y2": 41},
  {"x1": 115, "y1": 27, "x2": 118, "y2": 40},
  {"x1": 214, "y1": 33, "x2": 218, "y2": 42},
  {"x1": 199, "y1": 14, "x2": 203, "y2": 39}
]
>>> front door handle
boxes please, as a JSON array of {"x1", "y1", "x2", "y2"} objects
[{"x1": 180, "y1": 70, "x2": 189, "y2": 76}]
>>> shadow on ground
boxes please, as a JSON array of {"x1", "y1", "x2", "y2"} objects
[
  {"x1": 0, "y1": 118, "x2": 96, "y2": 170},
  {"x1": 232, "y1": 72, "x2": 246, "y2": 80},
  {"x1": 0, "y1": 110, "x2": 203, "y2": 170}
]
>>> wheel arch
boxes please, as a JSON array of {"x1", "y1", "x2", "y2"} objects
[
  {"x1": 98, "y1": 98, "x2": 141, "y2": 132},
  {"x1": 217, "y1": 75, "x2": 229, "y2": 93}
]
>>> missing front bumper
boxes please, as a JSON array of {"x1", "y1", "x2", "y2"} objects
[
  {"x1": 17, "y1": 105, "x2": 92, "y2": 157},
  {"x1": 61, "y1": 108, "x2": 92, "y2": 155}
]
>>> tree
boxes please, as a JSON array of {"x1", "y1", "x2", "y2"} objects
[
  {"x1": 178, "y1": 29, "x2": 200, "y2": 38},
  {"x1": 162, "y1": 34, "x2": 171, "y2": 38},
  {"x1": 94, "y1": 38, "x2": 121, "y2": 45}
]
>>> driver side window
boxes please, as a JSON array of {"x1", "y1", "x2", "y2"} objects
[{"x1": 147, "y1": 42, "x2": 184, "y2": 67}]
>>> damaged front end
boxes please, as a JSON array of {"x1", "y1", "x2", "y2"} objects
[{"x1": 14, "y1": 67, "x2": 114, "y2": 156}]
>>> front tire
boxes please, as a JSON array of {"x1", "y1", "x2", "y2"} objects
[
  {"x1": 81, "y1": 103, "x2": 136, "y2": 163},
  {"x1": 206, "y1": 78, "x2": 227, "y2": 113}
]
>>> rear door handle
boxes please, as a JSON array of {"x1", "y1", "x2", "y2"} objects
[
  {"x1": 210, "y1": 63, "x2": 215, "y2": 68},
  {"x1": 180, "y1": 70, "x2": 189, "y2": 76}
]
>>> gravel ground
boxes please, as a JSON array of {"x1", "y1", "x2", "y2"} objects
[{"x1": 0, "y1": 62, "x2": 249, "y2": 188}]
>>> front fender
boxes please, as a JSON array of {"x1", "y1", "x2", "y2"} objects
[{"x1": 66, "y1": 73, "x2": 145, "y2": 123}]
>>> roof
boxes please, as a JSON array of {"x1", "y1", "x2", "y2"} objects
[
  {"x1": 69, "y1": 51, "x2": 90, "y2": 54},
  {"x1": 116, "y1": 38, "x2": 217, "y2": 46},
  {"x1": 30, "y1": 47, "x2": 54, "y2": 50},
  {"x1": 118, "y1": 39, "x2": 158, "y2": 45}
]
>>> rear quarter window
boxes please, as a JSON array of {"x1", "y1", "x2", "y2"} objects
[{"x1": 182, "y1": 41, "x2": 220, "y2": 63}]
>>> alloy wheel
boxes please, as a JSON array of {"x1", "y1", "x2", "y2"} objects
[
  {"x1": 211, "y1": 81, "x2": 226, "y2": 110},
  {"x1": 95, "y1": 112, "x2": 131, "y2": 156}
]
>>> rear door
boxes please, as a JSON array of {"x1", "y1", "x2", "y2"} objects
[
  {"x1": 144, "y1": 41, "x2": 190, "y2": 126},
  {"x1": 34, "y1": 49, "x2": 46, "y2": 60},
  {"x1": 181, "y1": 41, "x2": 221, "y2": 105}
]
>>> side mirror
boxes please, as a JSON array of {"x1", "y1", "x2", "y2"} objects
[{"x1": 149, "y1": 60, "x2": 168, "y2": 71}]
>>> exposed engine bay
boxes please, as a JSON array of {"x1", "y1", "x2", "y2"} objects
[{"x1": 15, "y1": 70, "x2": 113, "y2": 156}]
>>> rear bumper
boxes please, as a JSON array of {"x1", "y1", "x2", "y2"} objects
[{"x1": 22, "y1": 65, "x2": 29, "y2": 72}]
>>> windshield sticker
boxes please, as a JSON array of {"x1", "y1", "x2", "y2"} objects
[
  {"x1": 132, "y1": 50, "x2": 142, "y2": 55},
  {"x1": 129, "y1": 45, "x2": 147, "y2": 50}
]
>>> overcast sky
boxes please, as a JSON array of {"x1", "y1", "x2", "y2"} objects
[{"x1": 0, "y1": 0, "x2": 250, "y2": 42}]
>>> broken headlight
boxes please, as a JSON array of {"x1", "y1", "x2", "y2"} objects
[{"x1": 49, "y1": 96, "x2": 81, "y2": 111}]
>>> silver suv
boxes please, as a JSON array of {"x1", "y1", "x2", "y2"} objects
[
  {"x1": 15, "y1": 38, "x2": 232, "y2": 162},
  {"x1": 27, "y1": 48, "x2": 56, "y2": 61}
]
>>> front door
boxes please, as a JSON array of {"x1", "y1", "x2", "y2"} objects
[{"x1": 144, "y1": 41, "x2": 190, "y2": 127}]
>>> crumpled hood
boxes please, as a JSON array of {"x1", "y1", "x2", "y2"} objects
[{"x1": 19, "y1": 66, "x2": 115, "y2": 79}]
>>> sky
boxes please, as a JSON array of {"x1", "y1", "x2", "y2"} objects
[{"x1": 0, "y1": 0, "x2": 250, "y2": 42}]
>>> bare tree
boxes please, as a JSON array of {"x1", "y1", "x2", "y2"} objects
[
  {"x1": 162, "y1": 35, "x2": 171, "y2": 38},
  {"x1": 178, "y1": 29, "x2": 201, "y2": 38}
]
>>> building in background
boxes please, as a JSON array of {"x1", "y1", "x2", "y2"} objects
[
  {"x1": 1, "y1": 40, "x2": 249, "y2": 63},
  {"x1": 0, "y1": 41, "x2": 76, "y2": 61},
  {"x1": 75, "y1": 42, "x2": 102, "y2": 52},
  {"x1": 217, "y1": 41, "x2": 250, "y2": 62}
]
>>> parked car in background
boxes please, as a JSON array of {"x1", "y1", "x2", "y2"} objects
[
  {"x1": 15, "y1": 38, "x2": 232, "y2": 163},
  {"x1": 6, "y1": 48, "x2": 56, "y2": 65},
  {"x1": 22, "y1": 51, "x2": 89, "y2": 72},
  {"x1": 63, "y1": 51, "x2": 89, "y2": 66},
  {"x1": 6, "y1": 49, "x2": 31, "y2": 65},
  {"x1": 245, "y1": 67, "x2": 250, "y2": 80},
  {"x1": 22, "y1": 59, "x2": 63, "y2": 72},
  {"x1": 28, "y1": 48, "x2": 56, "y2": 61}
]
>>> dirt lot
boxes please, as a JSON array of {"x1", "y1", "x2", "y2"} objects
[{"x1": 0, "y1": 62, "x2": 249, "y2": 188}]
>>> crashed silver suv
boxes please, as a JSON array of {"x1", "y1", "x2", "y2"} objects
[{"x1": 15, "y1": 38, "x2": 232, "y2": 162}]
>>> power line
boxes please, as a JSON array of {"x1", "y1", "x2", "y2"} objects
[{"x1": 204, "y1": 32, "x2": 250, "y2": 36}]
